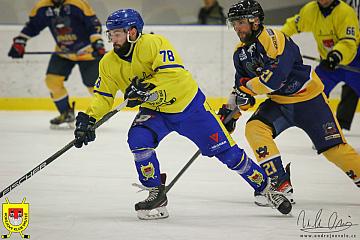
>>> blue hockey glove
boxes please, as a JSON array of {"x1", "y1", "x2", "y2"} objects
[
  {"x1": 74, "y1": 112, "x2": 96, "y2": 148},
  {"x1": 124, "y1": 77, "x2": 156, "y2": 108},
  {"x1": 218, "y1": 104, "x2": 241, "y2": 134},
  {"x1": 234, "y1": 86, "x2": 256, "y2": 111},
  {"x1": 320, "y1": 50, "x2": 342, "y2": 71},
  {"x1": 8, "y1": 36, "x2": 27, "y2": 59},
  {"x1": 91, "y1": 39, "x2": 106, "y2": 58}
]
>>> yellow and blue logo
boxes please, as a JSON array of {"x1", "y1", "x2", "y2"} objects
[{"x1": 2, "y1": 198, "x2": 30, "y2": 239}]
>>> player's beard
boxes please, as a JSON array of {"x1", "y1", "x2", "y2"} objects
[
  {"x1": 238, "y1": 30, "x2": 255, "y2": 45},
  {"x1": 113, "y1": 41, "x2": 133, "y2": 57}
]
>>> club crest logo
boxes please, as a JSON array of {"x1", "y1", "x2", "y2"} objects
[
  {"x1": 2, "y1": 198, "x2": 30, "y2": 239},
  {"x1": 256, "y1": 146, "x2": 269, "y2": 159},
  {"x1": 248, "y1": 170, "x2": 264, "y2": 186},
  {"x1": 140, "y1": 163, "x2": 155, "y2": 180}
]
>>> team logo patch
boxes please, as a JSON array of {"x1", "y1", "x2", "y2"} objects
[
  {"x1": 248, "y1": 170, "x2": 264, "y2": 186},
  {"x1": 239, "y1": 49, "x2": 247, "y2": 61},
  {"x1": 322, "y1": 122, "x2": 340, "y2": 140},
  {"x1": 256, "y1": 146, "x2": 269, "y2": 159},
  {"x1": 140, "y1": 163, "x2": 155, "y2": 180},
  {"x1": 247, "y1": 43, "x2": 256, "y2": 56},
  {"x1": 209, "y1": 133, "x2": 219, "y2": 143},
  {"x1": 2, "y1": 198, "x2": 30, "y2": 239},
  {"x1": 322, "y1": 39, "x2": 334, "y2": 51}
]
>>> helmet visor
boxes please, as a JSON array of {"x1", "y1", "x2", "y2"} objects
[{"x1": 226, "y1": 16, "x2": 255, "y2": 29}]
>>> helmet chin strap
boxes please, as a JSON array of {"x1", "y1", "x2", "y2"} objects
[
  {"x1": 127, "y1": 32, "x2": 142, "y2": 44},
  {"x1": 122, "y1": 32, "x2": 142, "y2": 57}
]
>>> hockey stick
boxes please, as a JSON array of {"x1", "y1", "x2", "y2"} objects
[
  {"x1": 24, "y1": 51, "x2": 72, "y2": 55},
  {"x1": 0, "y1": 99, "x2": 129, "y2": 199},
  {"x1": 165, "y1": 107, "x2": 241, "y2": 193},
  {"x1": 24, "y1": 51, "x2": 109, "y2": 55},
  {"x1": 302, "y1": 55, "x2": 360, "y2": 73}
]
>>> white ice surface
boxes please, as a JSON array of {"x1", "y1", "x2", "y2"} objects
[{"x1": 0, "y1": 111, "x2": 359, "y2": 240}]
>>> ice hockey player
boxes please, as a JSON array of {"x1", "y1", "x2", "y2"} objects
[
  {"x1": 72, "y1": 8, "x2": 292, "y2": 220},
  {"x1": 8, "y1": 0, "x2": 105, "y2": 128},
  {"x1": 219, "y1": 0, "x2": 360, "y2": 206},
  {"x1": 282, "y1": 0, "x2": 360, "y2": 132}
]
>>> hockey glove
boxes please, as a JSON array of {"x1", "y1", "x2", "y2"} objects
[
  {"x1": 218, "y1": 104, "x2": 241, "y2": 134},
  {"x1": 124, "y1": 77, "x2": 156, "y2": 108},
  {"x1": 234, "y1": 86, "x2": 256, "y2": 111},
  {"x1": 91, "y1": 39, "x2": 106, "y2": 58},
  {"x1": 8, "y1": 36, "x2": 27, "y2": 58},
  {"x1": 320, "y1": 50, "x2": 342, "y2": 71},
  {"x1": 74, "y1": 112, "x2": 96, "y2": 148}
]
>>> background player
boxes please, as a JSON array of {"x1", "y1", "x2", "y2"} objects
[
  {"x1": 282, "y1": 0, "x2": 360, "y2": 132},
  {"x1": 8, "y1": 0, "x2": 105, "y2": 128},
  {"x1": 72, "y1": 8, "x2": 292, "y2": 219},
  {"x1": 219, "y1": 0, "x2": 360, "y2": 206}
]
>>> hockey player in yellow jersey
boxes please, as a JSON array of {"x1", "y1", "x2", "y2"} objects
[
  {"x1": 219, "y1": 0, "x2": 360, "y2": 207},
  {"x1": 282, "y1": 0, "x2": 360, "y2": 128},
  {"x1": 73, "y1": 8, "x2": 293, "y2": 220}
]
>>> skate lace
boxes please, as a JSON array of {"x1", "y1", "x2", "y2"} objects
[
  {"x1": 266, "y1": 187, "x2": 286, "y2": 207},
  {"x1": 132, "y1": 183, "x2": 160, "y2": 202}
]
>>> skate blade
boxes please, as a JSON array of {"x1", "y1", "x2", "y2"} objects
[
  {"x1": 50, "y1": 122, "x2": 75, "y2": 130},
  {"x1": 136, "y1": 206, "x2": 169, "y2": 220},
  {"x1": 254, "y1": 195, "x2": 295, "y2": 207}
]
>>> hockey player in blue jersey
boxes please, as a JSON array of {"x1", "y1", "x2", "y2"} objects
[
  {"x1": 8, "y1": 0, "x2": 105, "y2": 128},
  {"x1": 219, "y1": 0, "x2": 360, "y2": 206},
  {"x1": 72, "y1": 8, "x2": 292, "y2": 219}
]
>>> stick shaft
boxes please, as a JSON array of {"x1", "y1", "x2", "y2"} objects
[
  {"x1": 24, "y1": 51, "x2": 70, "y2": 55},
  {"x1": 165, "y1": 107, "x2": 240, "y2": 193},
  {"x1": 0, "y1": 100, "x2": 128, "y2": 199},
  {"x1": 302, "y1": 55, "x2": 360, "y2": 73}
]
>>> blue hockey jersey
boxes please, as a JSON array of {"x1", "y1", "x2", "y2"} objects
[
  {"x1": 20, "y1": 0, "x2": 102, "y2": 61},
  {"x1": 233, "y1": 27, "x2": 324, "y2": 104}
]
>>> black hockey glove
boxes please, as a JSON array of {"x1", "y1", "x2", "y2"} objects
[
  {"x1": 8, "y1": 36, "x2": 27, "y2": 59},
  {"x1": 124, "y1": 77, "x2": 156, "y2": 108},
  {"x1": 320, "y1": 50, "x2": 342, "y2": 71},
  {"x1": 234, "y1": 86, "x2": 256, "y2": 111},
  {"x1": 91, "y1": 39, "x2": 106, "y2": 58},
  {"x1": 74, "y1": 112, "x2": 96, "y2": 148},
  {"x1": 218, "y1": 104, "x2": 241, "y2": 134}
]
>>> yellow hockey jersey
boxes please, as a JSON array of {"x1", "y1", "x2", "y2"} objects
[
  {"x1": 281, "y1": 0, "x2": 359, "y2": 65},
  {"x1": 86, "y1": 34, "x2": 199, "y2": 120}
]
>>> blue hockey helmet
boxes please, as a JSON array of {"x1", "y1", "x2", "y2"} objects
[{"x1": 106, "y1": 9, "x2": 144, "y2": 33}]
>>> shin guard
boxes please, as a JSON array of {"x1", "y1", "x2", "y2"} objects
[{"x1": 216, "y1": 146, "x2": 268, "y2": 192}]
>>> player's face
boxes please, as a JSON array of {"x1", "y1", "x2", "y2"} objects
[
  {"x1": 231, "y1": 18, "x2": 253, "y2": 43},
  {"x1": 107, "y1": 29, "x2": 128, "y2": 49},
  {"x1": 317, "y1": 0, "x2": 334, "y2": 8}
]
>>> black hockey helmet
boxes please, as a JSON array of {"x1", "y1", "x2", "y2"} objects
[{"x1": 227, "y1": 0, "x2": 264, "y2": 23}]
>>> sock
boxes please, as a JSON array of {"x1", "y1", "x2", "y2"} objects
[
  {"x1": 133, "y1": 149, "x2": 161, "y2": 187},
  {"x1": 259, "y1": 156, "x2": 287, "y2": 180},
  {"x1": 52, "y1": 94, "x2": 70, "y2": 113}
]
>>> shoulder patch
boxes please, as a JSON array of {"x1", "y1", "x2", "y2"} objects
[
  {"x1": 29, "y1": 0, "x2": 53, "y2": 17},
  {"x1": 258, "y1": 28, "x2": 286, "y2": 59}
]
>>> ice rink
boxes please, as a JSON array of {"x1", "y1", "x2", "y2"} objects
[{"x1": 0, "y1": 111, "x2": 359, "y2": 240}]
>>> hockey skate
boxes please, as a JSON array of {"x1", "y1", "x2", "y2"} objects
[
  {"x1": 133, "y1": 173, "x2": 169, "y2": 220},
  {"x1": 254, "y1": 163, "x2": 295, "y2": 207},
  {"x1": 50, "y1": 102, "x2": 75, "y2": 129},
  {"x1": 261, "y1": 177, "x2": 292, "y2": 214},
  {"x1": 134, "y1": 184, "x2": 168, "y2": 220}
]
